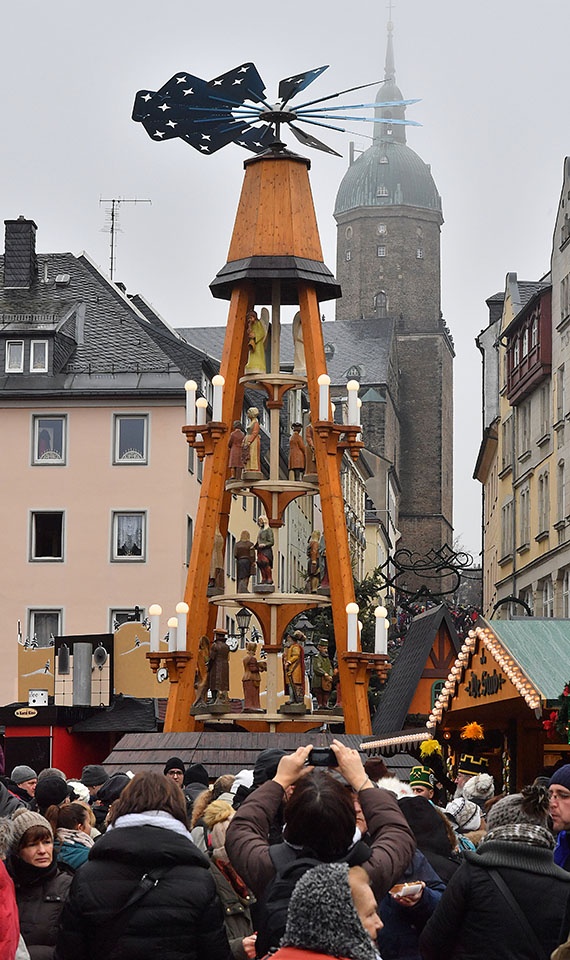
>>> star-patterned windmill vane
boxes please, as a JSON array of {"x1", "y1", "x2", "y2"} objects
[{"x1": 132, "y1": 62, "x2": 420, "y2": 157}]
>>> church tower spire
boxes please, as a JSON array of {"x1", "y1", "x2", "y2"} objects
[{"x1": 374, "y1": 14, "x2": 406, "y2": 145}]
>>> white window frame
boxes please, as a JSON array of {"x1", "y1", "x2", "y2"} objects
[
  {"x1": 30, "y1": 511, "x2": 65, "y2": 562},
  {"x1": 110, "y1": 607, "x2": 146, "y2": 631},
  {"x1": 113, "y1": 414, "x2": 149, "y2": 464},
  {"x1": 6, "y1": 340, "x2": 24, "y2": 373},
  {"x1": 542, "y1": 579, "x2": 554, "y2": 617},
  {"x1": 30, "y1": 340, "x2": 48, "y2": 373},
  {"x1": 111, "y1": 511, "x2": 147, "y2": 562},
  {"x1": 377, "y1": 245, "x2": 386, "y2": 258},
  {"x1": 32, "y1": 414, "x2": 67, "y2": 465},
  {"x1": 28, "y1": 608, "x2": 62, "y2": 647},
  {"x1": 563, "y1": 570, "x2": 570, "y2": 618}
]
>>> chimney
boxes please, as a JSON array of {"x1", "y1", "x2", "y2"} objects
[{"x1": 4, "y1": 216, "x2": 38, "y2": 289}]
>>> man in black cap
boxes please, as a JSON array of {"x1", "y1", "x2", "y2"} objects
[
  {"x1": 81, "y1": 764, "x2": 110, "y2": 829},
  {"x1": 549, "y1": 764, "x2": 570, "y2": 870},
  {"x1": 163, "y1": 756, "x2": 186, "y2": 788}
]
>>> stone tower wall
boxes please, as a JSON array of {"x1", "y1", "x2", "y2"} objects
[{"x1": 335, "y1": 206, "x2": 442, "y2": 325}]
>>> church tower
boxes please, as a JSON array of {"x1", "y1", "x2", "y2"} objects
[{"x1": 333, "y1": 18, "x2": 454, "y2": 576}]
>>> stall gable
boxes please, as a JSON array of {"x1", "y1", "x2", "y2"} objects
[{"x1": 446, "y1": 636, "x2": 523, "y2": 711}]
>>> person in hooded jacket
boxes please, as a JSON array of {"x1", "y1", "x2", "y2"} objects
[
  {"x1": 54, "y1": 771, "x2": 231, "y2": 960},
  {"x1": 420, "y1": 784, "x2": 570, "y2": 960}
]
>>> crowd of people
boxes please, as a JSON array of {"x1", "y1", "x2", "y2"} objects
[{"x1": 1, "y1": 744, "x2": 570, "y2": 959}]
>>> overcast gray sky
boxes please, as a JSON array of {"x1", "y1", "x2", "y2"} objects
[{"x1": 2, "y1": 0, "x2": 568, "y2": 558}]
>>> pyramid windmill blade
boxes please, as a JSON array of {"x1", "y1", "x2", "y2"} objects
[
  {"x1": 289, "y1": 123, "x2": 342, "y2": 157},
  {"x1": 208, "y1": 62, "x2": 267, "y2": 105},
  {"x1": 278, "y1": 66, "x2": 328, "y2": 105}
]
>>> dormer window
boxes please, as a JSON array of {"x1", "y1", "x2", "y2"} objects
[
  {"x1": 6, "y1": 340, "x2": 24, "y2": 373},
  {"x1": 379, "y1": 155, "x2": 389, "y2": 164},
  {"x1": 376, "y1": 186, "x2": 388, "y2": 198},
  {"x1": 31, "y1": 340, "x2": 48, "y2": 372}
]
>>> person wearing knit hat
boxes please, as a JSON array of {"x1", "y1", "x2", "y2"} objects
[
  {"x1": 462, "y1": 771, "x2": 495, "y2": 810},
  {"x1": 272, "y1": 861, "x2": 380, "y2": 960},
  {"x1": 35, "y1": 775, "x2": 70, "y2": 815},
  {"x1": 10, "y1": 766, "x2": 38, "y2": 801},
  {"x1": 549, "y1": 764, "x2": 570, "y2": 870},
  {"x1": 444, "y1": 796, "x2": 482, "y2": 834},
  {"x1": 7, "y1": 808, "x2": 72, "y2": 958},
  {"x1": 81, "y1": 764, "x2": 109, "y2": 797},
  {"x1": 67, "y1": 779, "x2": 90, "y2": 804},
  {"x1": 408, "y1": 765, "x2": 436, "y2": 800},
  {"x1": 421, "y1": 784, "x2": 570, "y2": 960},
  {"x1": 163, "y1": 756, "x2": 186, "y2": 782}
]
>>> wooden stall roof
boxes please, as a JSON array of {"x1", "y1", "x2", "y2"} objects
[
  {"x1": 104, "y1": 731, "x2": 395, "y2": 779},
  {"x1": 372, "y1": 604, "x2": 461, "y2": 735}
]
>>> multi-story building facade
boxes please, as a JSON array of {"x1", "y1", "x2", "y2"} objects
[
  {"x1": 0, "y1": 215, "x2": 281, "y2": 706},
  {"x1": 476, "y1": 157, "x2": 570, "y2": 618}
]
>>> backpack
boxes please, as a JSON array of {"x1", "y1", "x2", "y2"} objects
[{"x1": 254, "y1": 846, "x2": 321, "y2": 958}]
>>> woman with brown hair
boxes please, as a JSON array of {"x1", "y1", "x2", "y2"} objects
[
  {"x1": 45, "y1": 804, "x2": 93, "y2": 873},
  {"x1": 55, "y1": 772, "x2": 231, "y2": 960},
  {"x1": 7, "y1": 809, "x2": 72, "y2": 959}
]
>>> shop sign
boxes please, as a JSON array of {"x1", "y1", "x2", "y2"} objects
[
  {"x1": 14, "y1": 707, "x2": 38, "y2": 718},
  {"x1": 465, "y1": 669, "x2": 506, "y2": 699}
]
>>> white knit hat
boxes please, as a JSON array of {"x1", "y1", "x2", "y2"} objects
[{"x1": 463, "y1": 773, "x2": 495, "y2": 803}]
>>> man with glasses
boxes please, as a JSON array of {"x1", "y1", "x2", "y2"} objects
[
  {"x1": 163, "y1": 756, "x2": 186, "y2": 788},
  {"x1": 549, "y1": 765, "x2": 570, "y2": 869}
]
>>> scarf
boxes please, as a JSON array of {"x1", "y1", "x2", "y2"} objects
[
  {"x1": 10, "y1": 854, "x2": 57, "y2": 888},
  {"x1": 107, "y1": 809, "x2": 194, "y2": 842},
  {"x1": 57, "y1": 827, "x2": 94, "y2": 849},
  {"x1": 482, "y1": 823, "x2": 555, "y2": 849}
]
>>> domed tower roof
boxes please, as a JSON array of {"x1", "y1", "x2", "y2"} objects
[{"x1": 334, "y1": 18, "x2": 442, "y2": 217}]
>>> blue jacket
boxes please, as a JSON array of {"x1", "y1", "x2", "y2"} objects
[
  {"x1": 554, "y1": 830, "x2": 570, "y2": 870},
  {"x1": 377, "y1": 850, "x2": 445, "y2": 960}
]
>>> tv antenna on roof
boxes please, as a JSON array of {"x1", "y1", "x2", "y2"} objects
[
  {"x1": 132, "y1": 63, "x2": 420, "y2": 157},
  {"x1": 99, "y1": 197, "x2": 151, "y2": 281}
]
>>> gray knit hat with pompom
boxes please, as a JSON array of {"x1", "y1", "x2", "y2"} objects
[{"x1": 282, "y1": 862, "x2": 377, "y2": 960}]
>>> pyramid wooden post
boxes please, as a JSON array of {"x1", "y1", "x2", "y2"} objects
[{"x1": 157, "y1": 146, "x2": 387, "y2": 734}]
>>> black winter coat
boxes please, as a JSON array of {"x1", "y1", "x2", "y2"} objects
[
  {"x1": 54, "y1": 822, "x2": 232, "y2": 960},
  {"x1": 10, "y1": 858, "x2": 72, "y2": 960},
  {"x1": 419, "y1": 839, "x2": 570, "y2": 960}
]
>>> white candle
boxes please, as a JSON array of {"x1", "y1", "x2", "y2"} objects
[
  {"x1": 212, "y1": 375, "x2": 225, "y2": 421},
  {"x1": 347, "y1": 380, "x2": 360, "y2": 425},
  {"x1": 196, "y1": 397, "x2": 208, "y2": 425},
  {"x1": 346, "y1": 602, "x2": 359, "y2": 652},
  {"x1": 318, "y1": 374, "x2": 330, "y2": 420},
  {"x1": 185, "y1": 381, "x2": 197, "y2": 425},
  {"x1": 167, "y1": 617, "x2": 178, "y2": 652},
  {"x1": 148, "y1": 604, "x2": 162, "y2": 652},
  {"x1": 175, "y1": 602, "x2": 189, "y2": 651},
  {"x1": 374, "y1": 605, "x2": 388, "y2": 655}
]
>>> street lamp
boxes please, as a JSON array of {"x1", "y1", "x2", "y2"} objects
[{"x1": 236, "y1": 607, "x2": 252, "y2": 648}]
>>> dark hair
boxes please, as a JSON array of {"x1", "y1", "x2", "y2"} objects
[
  {"x1": 46, "y1": 802, "x2": 89, "y2": 834},
  {"x1": 284, "y1": 771, "x2": 356, "y2": 860},
  {"x1": 19, "y1": 825, "x2": 52, "y2": 850},
  {"x1": 107, "y1": 771, "x2": 188, "y2": 827}
]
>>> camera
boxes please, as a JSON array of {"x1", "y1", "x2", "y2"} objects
[{"x1": 308, "y1": 747, "x2": 337, "y2": 767}]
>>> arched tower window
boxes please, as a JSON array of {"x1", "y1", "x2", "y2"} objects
[{"x1": 374, "y1": 290, "x2": 388, "y2": 318}]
